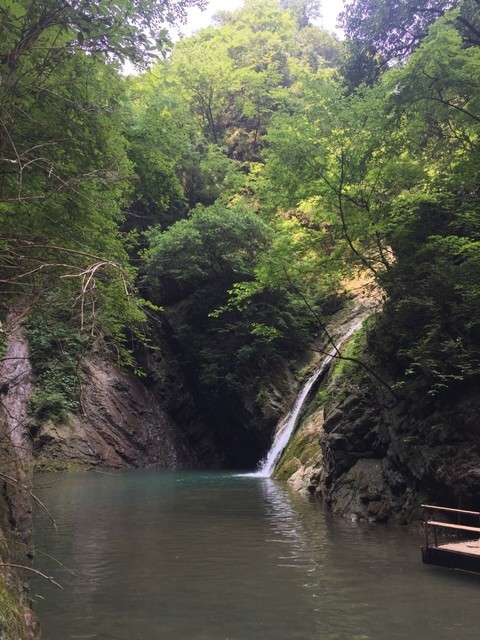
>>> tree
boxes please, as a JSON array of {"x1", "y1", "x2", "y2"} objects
[
  {"x1": 143, "y1": 199, "x2": 316, "y2": 448},
  {"x1": 280, "y1": 0, "x2": 321, "y2": 29},
  {"x1": 340, "y1": 0, "x2": 458, "y2": 61},
  {"x1": 0, "y1": 0, "x2": 205, "y2": 68},
  {"x1": 259, "y1": 5, "x2": 480, "y2": 399},
  {"x1": 144, "y1": 201, "x2": 269, "y2": 302},
  {"x1": 339, "y1": 0, "x2": 480, "y2": 86},
  {"x1": 385, "y1": 13, "x2": 480, "y2": 193},
  {"x1": 0, "y1": 0, "x2": 207, "y2": 352},
  {"x1": 291, "y1": 26, "x2": 344, "y2": 71},
  {"x1": 0, "y1": 51, "x2": 147, "y2": 351},
  {"x1": 372, "y1": 193, "x2": 480, "y2": 395},
  {"x1": 262, "y1": 73, "x2": 404, "y2": 278},
  {"x1": 365, "y1": 12, "x2": 480, "y2": 393},
  {"x1": 138, "y1": 0, "x2": 342, "y2": 167},
  {"x1": 168, "y1": 32, "x2": 238, "y2": 145}
]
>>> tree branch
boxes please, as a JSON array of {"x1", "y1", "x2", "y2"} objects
[{"x1": 0, "y1": 564, "x2": 63, "y2": 589}]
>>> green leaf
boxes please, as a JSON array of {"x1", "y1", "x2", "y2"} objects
[{"x1": 8, "y1": 2, "x2": 26, "y2": 18}]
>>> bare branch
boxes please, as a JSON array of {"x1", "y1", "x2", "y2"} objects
[
  {"x1": 0, "y1": 472, "x2": 57, "y2": 530},
  {"x1": 0, "y1": 564, "x2": 63, "y2": 589}
]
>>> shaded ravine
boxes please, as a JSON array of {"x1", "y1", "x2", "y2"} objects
[{"x1": 252, "y1": 311, "x2": 368, "y2": 478}]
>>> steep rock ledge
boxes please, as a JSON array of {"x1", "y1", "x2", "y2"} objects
[
  {"x1": 0, "y1": 309, "x2": 215, "y2": 637},
  {"x1": 0, "y1": 312, "x2": 34, "y2": 461},
  {"x1": 320, "y1": 377, "x2": 480, "y2": 522},
  {"x1": 276, "y1": 356, "x2": 480, "y2": 523},
  {"x1": 0, "y1": 312, "x2": 39, "y2": 639},
  {"x1": 0, "y1": 457, "x2": 39, "y2": 640},
  {"x1": 33, "y1": 356, "x2": 198, "y2": 470}
]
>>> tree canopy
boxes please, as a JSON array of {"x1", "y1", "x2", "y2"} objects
[{"x1": 1, "y1": 0, "x2": 479, "y2": 442}]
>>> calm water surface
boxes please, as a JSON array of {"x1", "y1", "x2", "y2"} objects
[{"x1": 32, "y1": 470, "x2": 480, "y2": 640}]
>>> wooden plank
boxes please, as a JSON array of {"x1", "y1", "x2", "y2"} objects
[
  {"x1": 422, "y1": 504, "x2": 480, "y2": 517},
  {"x1": 422, "y1": 545, "x2": 480, "y2": 574},
  {"x1": 426, "y1": 520, "x2": 480, "y2": 533},
  {"x1": 439, "y1": 540, "x2": 480, "y2": 556},
  {"x1": 422, "y1": 504, "x2": 480, "y2": 575}
]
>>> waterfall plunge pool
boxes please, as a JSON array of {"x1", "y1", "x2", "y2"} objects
[{"x1": 32, "y1": 469, "x2": 480, "y2": 640}]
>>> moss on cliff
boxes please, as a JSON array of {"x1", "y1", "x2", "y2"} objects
[
  {"x1": 274, "y1": 404, "x2": 324, "y2": 482},
  {"x1": 0, "y1": 503, "x2": 37, "y2": 640},
  {"x1": 0, "y1": 573, "x2": 30, "y2": 640},
  {"x1": 275, "y1": 426, "x2": 320, "y2": 480},
  {"x1": 281, "y1": 311, "x2": 480, "y2": 523}
]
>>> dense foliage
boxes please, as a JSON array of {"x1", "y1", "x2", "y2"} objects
[
  {"x1": 339, "y1": 0, "x2": 480, "y2": 86},
  {"x1": 0, "y1": 0, "x2": 203, "y2": 358},
  {"x1": 1, "y1": 0, "x2": 479, "y2": 442}
]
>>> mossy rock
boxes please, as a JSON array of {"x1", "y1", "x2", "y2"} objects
[
  {"x1": 0, "y1": 574, "x2": 31, "y2": 640},
  {"x1": 34, "y1": 459, "x2": 89, "y2": 474},
  {"x1": 274, "y1": 411, "x2": 323, "y2": 480}
]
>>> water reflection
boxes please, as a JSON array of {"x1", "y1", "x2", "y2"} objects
[{"x1": 32, "y1": 470, "x2": 480, "y2": 640}]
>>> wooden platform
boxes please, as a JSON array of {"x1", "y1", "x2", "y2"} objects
[
  {"x1": 439, "y1": 540, "x2": 480, "y2": 555},
  {"x1": 421, "y1": 504, "x2": 480, "y2": 574}
]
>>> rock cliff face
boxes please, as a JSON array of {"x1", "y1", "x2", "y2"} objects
[
  {"x1": 149, "y1": 311, "x2": 300, "y2": 469},
  {"x1": 0, "y1": 311, "x2": 34, "y2": 461},
  {"x1": 275, "y1": 335, "x2": 480, "y2": 523},
  {"x1": 34, "y1": 357, "x2": 197, "y2": 470},
  {"x1": 320, "y1": 378, "x2": 480, "y2": 522},
  {"x1": 0, "y1": 311, "x2": 40, "y2": 639},
  {"x1": 0, "y1": 310, "x2": 218, "y2": 639},
  {"x1": 0, "y1": 452, "x2": 39, "y2": 640},
  {"x1": 30, "y1": 316, "x2": 227, "y2": 470}
]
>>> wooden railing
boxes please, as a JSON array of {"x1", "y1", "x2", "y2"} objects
[{"x1": 422, "y1": 504, "x2": 480, "y2": 549}]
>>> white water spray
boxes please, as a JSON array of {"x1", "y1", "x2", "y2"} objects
[{"x1": 251, "y1": 316, "x2": 366, "y2": 478}]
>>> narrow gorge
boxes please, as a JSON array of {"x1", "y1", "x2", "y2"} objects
[{"x1": 0, "y1": 0, "x2": 479, "y2": 636}]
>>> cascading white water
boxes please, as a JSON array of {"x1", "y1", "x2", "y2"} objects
[{"x1": 251, "y1": 315, "x2": 366, "y2": 478}]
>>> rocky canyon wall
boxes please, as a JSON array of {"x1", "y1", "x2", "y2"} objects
[
  {"x1": 0, "y1": 311, "x2": 39, "y2": 639},
  {"x1": 0, "y1": 310, "x2": 220, "y2": 639},
  {"x1": 275, "y1": 320, "x2": 480, "y2": 524}
]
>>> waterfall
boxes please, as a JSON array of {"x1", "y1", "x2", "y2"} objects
[{"x1": 251, "y1": 315, "x2": 366, "y2": 479}]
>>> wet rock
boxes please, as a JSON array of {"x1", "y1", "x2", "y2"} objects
[
  {"x1": 323, "y1": 408, "x2": 344, "y2": 432},
  {"x1": 322, "y1": 373, "x2": 480, "y2": 521},
  {"x1": 326, "y1": 433, "x2": 351, "y2": 451},
  {"x1": 360, "y1": 491, "x2": 381, "y2": 503},
  {"x1": 307, "y1": 472, "x2": 322, "y2": 494},
  {"x1": 262, "y1": 300, "x2": 480, "y2": 523},
  {"x1": 327, "y1": 458, "x2": 388, "y2": 521},
  {"x1": 366, "y1": 500, "x2": 391, "y2": 522}
]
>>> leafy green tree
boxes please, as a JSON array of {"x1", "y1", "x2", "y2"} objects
[
  {"x1": 260, "y1": 6, "x2": 480, "y2": 398},
  {"x1": 0, "y1": 51, "x2": 142, "y2": 342},
  {"x1": 137, "y1": 0, "x2": 341, "y2": 167},
  {"x1": 280, "y1": 0, "x2": 321, "y2": 29},
  {"x1": 0, "y1": 0, "x2": 206, "y2": 357},
  {"x1": 143, "y1": 201, "x2": 314, "y2": 413},
  {"x1": 124, "y1": 82, "x2": 191, "y2": 231},
  {"x1": 339, "y1": 0, "x2": 479, "y2": 86},
  {"x1": 169, "y1": 32, "x2": 237, "y2": 145},
  {"x1": 0, "y1": 0, "x2": 205, "y2": 68},
  {"x1": 262, "y1": 75, "x2": 402, "y2": 277},
  {"x1": 372, "y1": 193, "x2": 480, "y2": 395},
  {"x1": 291, "y1": 26, "x2": 344, "y2": 71},
  {"x1": 145, "y1": 201, "x2": 269, "y2": 302},
  {"x1": 385, "y1": 13, "x2": 480, "y2": 193},
  {"x1": 365, "y1": 14, "x2": 480, "y2": 393}
]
